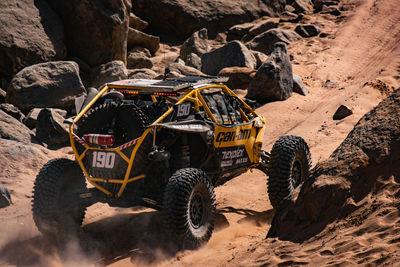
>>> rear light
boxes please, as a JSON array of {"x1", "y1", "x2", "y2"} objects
[
  {"x1": 83, "y1": 134, "x2": 115, "y2": 146},
  {"x1": 116, "y1": 90, "x2": 178, "y2": 97}
]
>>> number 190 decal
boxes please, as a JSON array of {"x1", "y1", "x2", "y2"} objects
[{"x1": 92, "y1": 151, "x2": 115, "y2": 168}]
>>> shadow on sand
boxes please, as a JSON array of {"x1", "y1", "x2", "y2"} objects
[{"x1": 0, "y1": 207, "x2": 274, "y2": 266}]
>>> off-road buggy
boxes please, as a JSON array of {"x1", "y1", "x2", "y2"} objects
[{"x1": 32, "y1": 76, "x2": 311, "y2": 248}]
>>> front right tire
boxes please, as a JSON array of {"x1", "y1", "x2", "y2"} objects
[
  {"x1": 163, "y1": 168, "x2": 216, "y2": 249},
  {"x1": 267, "y1": 135, "x2": 311, "y2": 209}
]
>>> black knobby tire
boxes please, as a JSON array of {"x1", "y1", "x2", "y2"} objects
[
  {"x1": 163, "y1": 168, "x2": 216, "y2": 249},
  {"x1": 267, "y1": 135, "x2": 311, "y2": 209},
  {"x1": 32, "y1": 158, "x2": 87, "y2": 236},
  {"x1": 76, "y1": 102, "x2": 151, "y2": 180}
]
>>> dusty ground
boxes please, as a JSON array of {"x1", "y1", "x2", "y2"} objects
[{"x1": 1, "y1": 0, "x2": 400, "y2": 266}]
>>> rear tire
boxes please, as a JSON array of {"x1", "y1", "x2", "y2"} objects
[
  {"x1": 163, "y1": 168, "x2": 216, "y2": 249},
  {"x1": 32, "y1": 158, "x2": 87, "y2": 237},
  {"x1": 267, "y1": 135, "x2": 311, "y2": 209},
  {"x1": 76, "y1": 102, "x2": 151, "y2": 181}
]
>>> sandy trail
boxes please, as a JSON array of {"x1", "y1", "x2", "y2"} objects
[{"x1": 1, "y1": 0, "x2": 400, "y2": 266}]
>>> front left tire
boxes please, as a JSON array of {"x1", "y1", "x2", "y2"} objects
[{"x1": 163, "y1": 168, "x2": 216, "y2": 249}]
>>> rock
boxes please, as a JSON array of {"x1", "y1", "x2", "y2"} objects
[
  {"x1": 0, "y1": 186, "x2": 12, "y2": 208},
  {"x1": 7, "y1": 61, "x2": 85, "y2": 113},
  {"x1": 321, "y1": 6, "x2": 342, "y2": 16},
  {"x1": 295, "y1": 24, "x2": 321, "y2": 38},
  {"x1": 322, "y1": 79, "x2": 339, "y2": 88},
  {"x1": 185, "y1": 53, "x2": 202, "y2": 70},
  {"x1": 0, "y1": 110, "x2": 33, "y2": 144},
  {"x1": 0, "y1": 104, "x2": 25, "y2": 122},
  {"x1": 201, "y1": 41, "x2": 257, "y2": 76},
  {"x1": 0, "y1": 0, "x2": 66, "y2": 77},
  {"x1": 0, "y1": 88, "x2": 6, "y2": 103},
  {"x1": 252, "y1": 51, "x2": 269, "y2": 69},
  {"x1": 129, "y1": 13, "x2": 148, "y2": 31},
  {"x1": 288, "y1": 0, "x2": 313, "y2": 14},
  {"x1": 314, "y1": 0, "x2": 340, "y2": 12},
  {"x1": 247, "y1": 42, "x2": 293, "y2": 102},
  {"x1": 128, "y1": 69, "x2": 159, "y2": 79},
  {"x1": 180, "y1": 29, "x2": 209, "y2": 61},
  {"x1": 248, "y1": 20, "x2": 280, "y2": 38},
  {"x1": 69, "y1": 57, "x2": 92, "y2": 88},
  {"x1": 279, "y1": 13, "x2": 304, "y2": 23},
  {"x1": 218, "y1": 67, "x2": 257, "y2": 90},
  {"x1": 23, "y1": 108, "x2": 67, "y2": 130},
  {"x1": 333, "y1": 105, "x2": 353, "y2": 120},
  {"x1": 36, "y1": 109, "x2": 69, "y2": 147},
  {"x1": 242, "y1": 19, "x2": 280, "y2": 42},
  {"x1": 292, "y1": 74, "x2": 310, "y2": 96},
  {"x1": 246, "y1": 29, "x2": 302, "y2": 55},
  {"x1": 165, "y1": 63, "x2": 205, "y2": 77},
  {"x1": 127, "y1": 47, "x2": 153, "y2": 69},
  {"x1": 91, "y1": 61, "x2": 128, "y2": 89},
  {"x1": 128, "y1": 28, "x2": 160, "y2": 55},
  {"x1": 133, "y1": 0, "x2": 287, "y2": 38},
  {"x1": 268, "y1": 89, "x2": 400, "y2": 241},
  {"x1": 227, "y1": 23, "x2": 255, "y2": 41},
  {"x1": 285, "y1": 4, "x2": 296, "y2": 13},
  {"x1": 48, "y1": 0, "x2": 129, "y2": 67}
]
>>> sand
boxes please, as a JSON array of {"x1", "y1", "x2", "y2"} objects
[{"x1": 1, "y1": 0, "x2": 400, "y2": 266}]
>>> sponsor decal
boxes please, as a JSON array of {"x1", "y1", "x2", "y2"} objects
[
  {"x1": 218, "y1": 146, "x2": 249, "y2": 169},
  {"x1": 215, "y1": 129, "x2": 251, "y2": 143},
  {"x1": 221, "y1": 160, "x2": 233, "y2": 167},
  {"x1": 222, "y1": 147, "x2": 244, "y2": 160}
]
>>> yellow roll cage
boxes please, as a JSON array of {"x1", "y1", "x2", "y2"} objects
[{"x1": 69, "y1": 81, "x2": 263, "y2": 197}]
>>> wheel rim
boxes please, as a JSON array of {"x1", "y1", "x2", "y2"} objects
[
  {"x1": 189, "y1": 192, "x2": 204, "y2": 229},
  {"x1": 292, "y1": 160, "x2": 302, "y2": 187}
]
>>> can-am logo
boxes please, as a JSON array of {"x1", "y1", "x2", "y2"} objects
[
  {"x1": 222, "y1": 148, "x2": 244, "y2": 160},
  {"x1": 215, "y1": 129, "x2": 251, "y2": 143}
]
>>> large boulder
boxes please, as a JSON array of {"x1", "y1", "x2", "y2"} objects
[
  {"x1": 287, "y1": 0, "x2": 313, "y2": 14},
  {"x1": 180, "y1": 28, "x2": 210, "y2": 61},
  {"x1": 247, "y1": 42, "x2": 293, "y2": 102},
  {"x1": 245, "y1": 19, "x2": 279, "y2": 40},
  {"x1": 314, "y1": 0, "x2": 340, "y2": 12},
  {"x1": 165, "y1": 62, "x2": 205, "y2": 78},
  {"x1": 0, "y1": 110, "x2": 33, "y2": 144},
  {"x1": 128, "y1": 69, "x2": 159, "y2": 79},
  {"x1": 201, "y1": 41, "x2": 256, "y2": 76},
  {"x1": 6, "y1": 61, "x2": 85, "y2": 113},
  {"x1": 23, "y1": 108, "x2": 67, "y2": 129},
  {"x1": 246, "y1": 28, "x2": 302, "y2": 55},
  {"x1": 127, "y1": 47, "x2": 153, "y2": 69},
  {"x1": 0, "y1": 0, "x2": 66, "y2": 78},
  {"x1": 0, "y1": 104, "x2": 25, "y2": 122},
  {"x1": 133, "y1": 0, "x2": 287, "y2": 38},
  {"x1": 48, "y1": 0, "x2": 130, "y2": 67},
  {"x1": 128, "y1": 28, "x2": 160, "y2": 55},
  {"x1": 218, "y1": 67, "x2": 257, "y2": 90},
  {"x1": 185, "y1": 53, "x2": 202, "y2": 70},
  {"x1": 268, "y1": 89, "x2": 400, "y2": 241},
  {"x1": 295, "y1": 24, "x2": 321, "y2": 38},
  {"x1": 36, "y1": 108, "x2": 69, "y2": 147},
  {"x1": 227, "y1": 22, "x2": 255, "y2": 41},
  {"x1": 129, "y1": 13, "x2": 148, "y2": 31},
  {"x1": 91, "y1": 61, "x2": 128, "y2": 89}
]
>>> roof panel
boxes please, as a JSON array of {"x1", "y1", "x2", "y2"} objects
[{"x1": 107, "y1": 76, "x2": 229, "y2": 92}]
